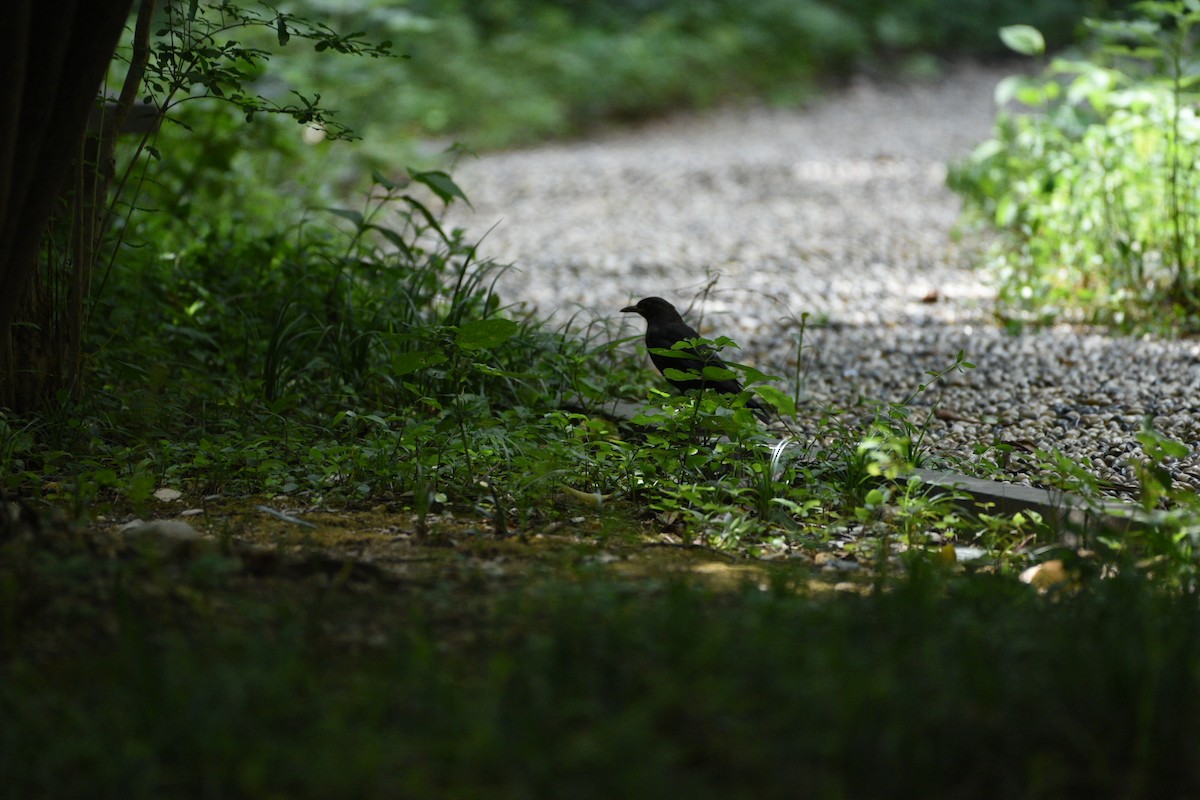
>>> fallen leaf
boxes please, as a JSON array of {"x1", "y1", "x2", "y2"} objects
[{"x1": 1020, "y1": 560, "x2": 1067, "y2": 590}]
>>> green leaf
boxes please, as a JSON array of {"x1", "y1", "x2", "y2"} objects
[
  {"x1": 649, "y1": 347, "x2": 699, "y2": 360},
  {"x1": 276, "y1": 17, "x2": 290, "y2": 46},
  {"x1": 371, "y1": 170, "x2": 399, "y2": 190},
  {"x1": 456, "y1": 318, "x2": 519, "y2": 350},
  {"x1": 365, "y1": 224, "x2": 414, "y2": 259},
  {"x1": 1163, "y1": 440, "x2": 1192, "y2": 459},
  {"x1": 1136, "y1": 429, "x2": 1191, "y2": 460},
  {"x1": 996, "y1": 195, "x2": 1017, "y2": 228},
  {"x1": 701, "y1": 365, "x2": 737, "y2": 382},
  {"x1": 999, "y1": 25, "x2": 1045, "y2": 56},
  {"x1": 93, "y1": 469, "x2": 119, "y2": 486},
  {"x1": 753, "y1": 385, "x2": 797, "y2": 417},
  {"x1": 663, "y1": 367, "x2": 702, "y2": 382},
  {"x1": 126, "y1": 473, "x2": 156, "y2": 505},
  {"x1": 409, "y1": 169, "x2": 471, "y2": 207},
  {"x1": 400, "y1": 195, "x2": 450, "y2": 243},
  {"x1": 734, "y1": 364, "x2": 782, "y2": 384},
  {"x1": 322, "y1": 207, "x2": 364, "y2": 228},
  {"x1": 392, "y1": 350, "x2": 446, "y2": 376},
  {"x1": 994, "y1": 75, "x2": 1022, "y2": 106}
]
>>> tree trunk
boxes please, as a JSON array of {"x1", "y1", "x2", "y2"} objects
[{"x1": 0, "y1": 1, "x2": 134, "y2": 412}]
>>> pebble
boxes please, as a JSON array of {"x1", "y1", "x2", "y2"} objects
[{"x1": 446, "y1": 63, "x2": 1200, "y2": 500}]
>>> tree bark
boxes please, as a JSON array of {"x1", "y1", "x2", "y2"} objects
[{"x1": 0, "y1": 1, "x2": 134, "y2": 411}]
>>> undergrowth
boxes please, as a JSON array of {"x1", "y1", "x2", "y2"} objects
[
  {"x1": 3, "y1": 548, "x2": 1200, "y2": 799},
  {"x1": 4, "y1": 167, "x2": 1198, "y2": 583}
]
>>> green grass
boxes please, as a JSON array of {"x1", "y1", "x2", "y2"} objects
[{"x1": 3, "y1": 552, "x2": 1199, "y2": 799}]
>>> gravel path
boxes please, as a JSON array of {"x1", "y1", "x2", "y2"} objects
[{"x1": 447, "y1": 63, "x2": 1200, "y2": 496}]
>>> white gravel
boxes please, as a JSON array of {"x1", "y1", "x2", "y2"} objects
[{"x1": 446, "y1": 62, "x2": 1200, "y2": 496}]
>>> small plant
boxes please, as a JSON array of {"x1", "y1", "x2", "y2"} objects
[
  {"x1": 1105, "y1": 422, "x2": 1200, "y2": 585},
  {"x1": 619, "y1": 336, "x2": 999, "y2": 554},
  {"x1": 619, "y1": 329, "x2": 786, "y2": 545}
]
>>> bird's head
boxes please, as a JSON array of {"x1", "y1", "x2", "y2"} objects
[{"x1": 621, "y1": 296, "x2": 681, "y2": 321}]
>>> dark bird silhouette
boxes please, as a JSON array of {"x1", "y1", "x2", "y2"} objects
[{"x1": 622, "y1": 296, "x2": 770, "y2": 421}]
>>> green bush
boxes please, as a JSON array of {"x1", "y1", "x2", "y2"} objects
[{"x1": 949, "y1": 2, "x2": 1200, "y2": 329}]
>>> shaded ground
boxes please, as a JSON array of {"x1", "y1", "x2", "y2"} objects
[
  {"x1": 103, "y1": 495, "x2": 872, "y2": 598},
  {"x1": 6, "y1": 495, "x2": 1200, "y2": 799}
]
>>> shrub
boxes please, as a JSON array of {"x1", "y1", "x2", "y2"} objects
[{"x1": 949, "y1": 3, "x2": 1200, "y2": 330}]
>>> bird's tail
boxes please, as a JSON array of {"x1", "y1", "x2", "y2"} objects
[{"x1": 746, "y1": 396, "x2": 772, "y2": 424}]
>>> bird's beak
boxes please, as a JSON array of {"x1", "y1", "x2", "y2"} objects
[{"x1": 620, "y1": 305, "x2": 638, "y2": 313}]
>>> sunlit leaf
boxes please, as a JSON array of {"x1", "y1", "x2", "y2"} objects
[
  {"x1": 1020, "y1": 560, "x2": 1068, "y2": 590},
  {"x1": 736, "y1": 364, "x2": 782, "y2": 384},
  {"x1": 999, "y1": 24, "x2": 1045, "y2": 56}
]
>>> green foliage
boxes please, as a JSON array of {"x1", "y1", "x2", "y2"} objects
[
  {"x1": 93, "y1": 0, "x2": 1126, "y2": 233},
  {"x1": 132, "y1": 1, "x2": 392, "y2": 137},
  {"x1": 98, "y1": 1, "x2": 400, "y2": 250},
  {"x1": 950, "y1": 1, "x2": 1200, "y2": 329},
  {"x1": 11, "y1": 0, "x2": 1200, "y2": 600},
  {"x1": 5, "y1": 562, "x2": 1200, "y2": 798},
  {"x1": 616, "y1": 343, "x2": 996, "y2": 554},
  {"x1": 187, "y1": 0, "x2": 1119, "y2": 187},
  {"x1": 999, "y1": 22, "x2": 1048, "y2": 55},
  {"x1": 9, "y1": 5, "x2": 1200, "y2": 791},
  {"x1": 1, "y1": 168, "x2": 633, "y2": 517},
  {"x1": 826, "y1": 0, "x2": 1112, "y2": 53}
]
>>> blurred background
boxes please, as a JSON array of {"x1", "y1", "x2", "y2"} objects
[{"x1": 142, "y1": 0, "x2": 1124, "y2": 210}]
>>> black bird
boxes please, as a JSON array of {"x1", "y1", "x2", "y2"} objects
[{"x1": 622, "y1": 296, "x2": 770, "y2": 421}]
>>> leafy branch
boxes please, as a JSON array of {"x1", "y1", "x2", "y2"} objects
[{"x1": 124, "y1": 0, "x2": 395, "y2": 140}]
